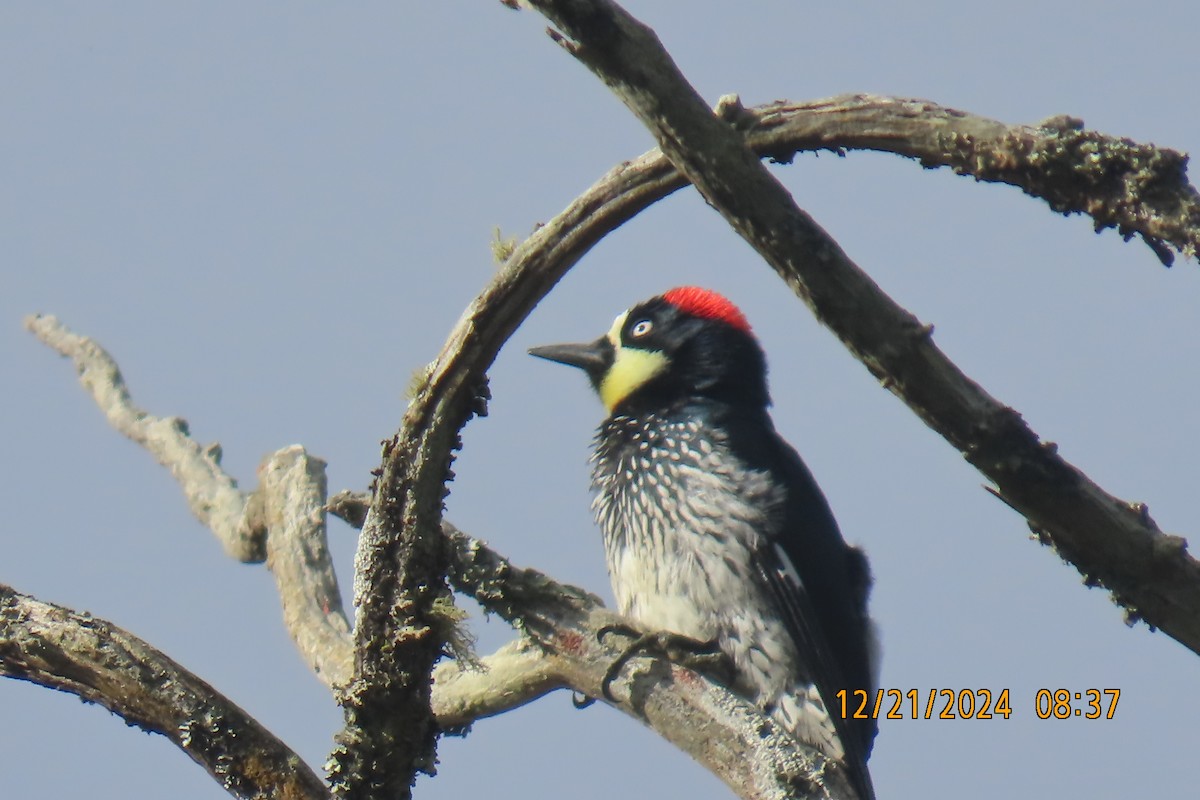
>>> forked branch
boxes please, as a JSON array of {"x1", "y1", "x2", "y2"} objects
[{"x1": 23, "y1": 314, "x2": 355, "y2": 689}]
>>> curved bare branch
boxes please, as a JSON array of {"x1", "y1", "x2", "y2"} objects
[
  {"x1": 735, "y1": 94, "x2": 1199, "y2": 264},
  {"x1": 0, "y1": 584, "x2": 331, "y2": 800}
]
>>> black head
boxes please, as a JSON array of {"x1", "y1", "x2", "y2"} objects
[{"x1": 529, "y1": 286, "x2": 770, "y2": 414}]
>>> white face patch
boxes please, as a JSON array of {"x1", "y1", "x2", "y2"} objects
[
  {"x1": 598, "y1": 310, "x2": 668, "y2": 412},
  {"x1": 605, "y1": 310, "x2": 628, "y2": 347}
]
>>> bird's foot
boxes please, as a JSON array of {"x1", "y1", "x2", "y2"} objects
[{"x1": 596, "y1": 624, "x2": 732, "y2": 701}]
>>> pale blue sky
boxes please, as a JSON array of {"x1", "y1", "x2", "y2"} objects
[{"x1": 3, "y1": 3, "x2": 1198, "y2": 798}]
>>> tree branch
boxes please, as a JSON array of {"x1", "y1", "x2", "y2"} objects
[
  {"x1": 253, "y1": 448, "x2": 353, "y2": 688},
  {"x1": 0, "y1": 584, "x2": 331, "y2": 800},
  {"x1": 23, "y1": 314, "x2": 258, "y2": 562},
  {"x1": 430, "y1": 638, "x2": 563, "y2": 730},
  {"x1": 24, "y1": 315, "x2": 354, "y2": 689},
  {"x1": 327, "y1": 490, "x2": 570, "y2": 728},
  {"x1": 722, "y1": 94, "x2": 1200, "y2": 265},
  {"x1": 515, "y1": 0, "x2": 1200, "y2": 654}
]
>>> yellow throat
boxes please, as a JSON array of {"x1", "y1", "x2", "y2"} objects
[{"x1": 598, "y1": 311, "x2": 668, "y2": 412}]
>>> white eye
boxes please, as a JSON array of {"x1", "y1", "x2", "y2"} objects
[{"x1": 629, "y1": 319, "x2": 653, "y2": 338}]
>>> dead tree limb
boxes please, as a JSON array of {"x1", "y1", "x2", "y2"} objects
[
  {"x1": 23, "y1": 315, "x2": 354, "y2": 688},
  {"x1": 731, "y1": 94, "x2": 1199, "y2": 264},
  {"x1": 0, "y1": 583, "x2": 331, "y2": 800}
]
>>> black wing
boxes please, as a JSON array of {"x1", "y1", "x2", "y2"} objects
[
  {"x1": 754, "y1": 534, "x2": 875, "y2": 800},
  {"x1": 770, "y1": 433, "x2": 877, "y2": 743},
  {"x1": 724, "y1": 408, "x2": 877, "y2": 797}
]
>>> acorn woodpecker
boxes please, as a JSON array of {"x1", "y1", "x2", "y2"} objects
[{"x1": 530, "y1": 287, "x2": 877, "y2": 799}]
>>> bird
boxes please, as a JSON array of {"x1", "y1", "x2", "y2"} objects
[{"x1": 529, "y1": 286, "x2": 878, "y2": 799}]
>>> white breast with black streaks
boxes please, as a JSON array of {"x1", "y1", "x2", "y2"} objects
[{"x1": 589, "y1": 411, "x2": 843, "y2": 760}]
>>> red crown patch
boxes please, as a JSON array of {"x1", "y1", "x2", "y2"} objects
[{"x1": 662, "y1": 286, "x2": 751, "y2": 333}]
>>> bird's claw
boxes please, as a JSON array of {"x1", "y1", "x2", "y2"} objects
[
  {"x1": 597, "y1": 622, "x2": 642, "y2": 646},
  {"x1": 597, "y1": 628, "x2": 730, "y2": 701}
]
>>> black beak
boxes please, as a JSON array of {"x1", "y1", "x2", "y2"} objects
[{"x1": 528, "y1": 337, "x2": 613, "y2": 380}]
